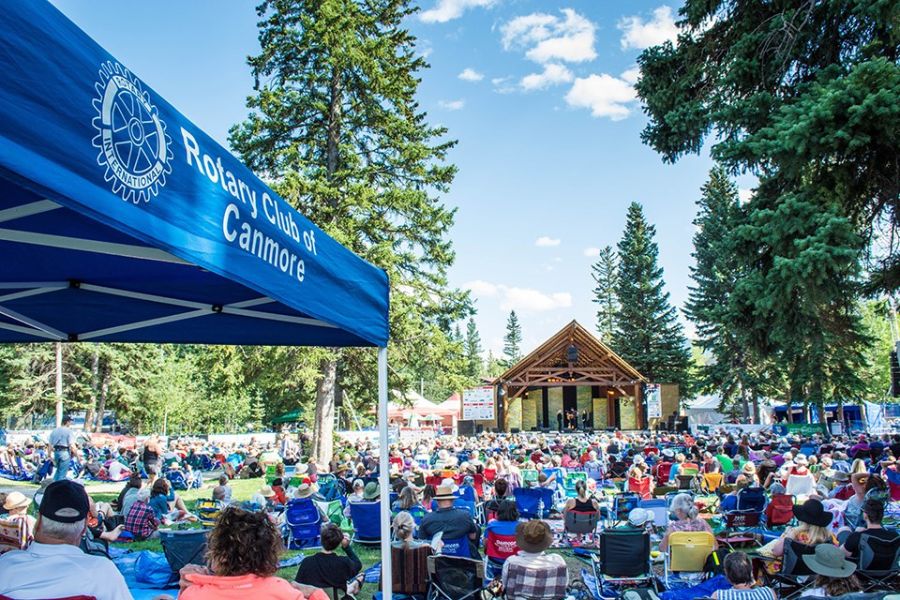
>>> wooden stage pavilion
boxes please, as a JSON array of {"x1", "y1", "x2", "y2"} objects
[{"x1": 493, "y1": 321, "x2": 650, "y2": 432}]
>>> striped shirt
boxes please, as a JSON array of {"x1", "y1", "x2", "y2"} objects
[{"x1": 717, "y1": 586, "x2": 775, "y2": 600}]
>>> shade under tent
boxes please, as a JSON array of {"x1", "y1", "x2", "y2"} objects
[{"x1": 0, "y1": 2, "x2": 395, "y2": 597}]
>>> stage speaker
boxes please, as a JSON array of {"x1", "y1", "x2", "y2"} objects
[
  {"x1": 457, "y1": 420, "x2": 475, "y2": 435},
  {"x1": 510, "y1": 427, "x2": 520, "y2": 434},
  {"x1": 476, "y1": 425, "x2": 484, "y2": 434},
  {"x1": 540, "y1": 427, "x2": 550, "y2": 434}
]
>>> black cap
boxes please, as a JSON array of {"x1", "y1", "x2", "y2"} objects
[{"x1": 39, "y1": 480, "x2": 89, "y2": 523}]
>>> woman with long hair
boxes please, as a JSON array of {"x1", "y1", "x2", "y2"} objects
[
  {"x1": 564, "y1": 480, "x2": 600, "y2": 513},
  {"x1": 180, "y1": 507, "x2": 327, "y2": 599}
]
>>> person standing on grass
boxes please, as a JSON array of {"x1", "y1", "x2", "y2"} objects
[{"x1": 48, "y1": 414, "x2": 77, "y2": 481}]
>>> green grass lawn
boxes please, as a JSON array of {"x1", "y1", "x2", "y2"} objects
[{"x1": 2, "y1": 474, "x2": 587, "y2": 599}]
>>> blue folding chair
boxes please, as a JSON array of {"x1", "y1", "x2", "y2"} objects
[
  {"x1": 513, "y1": 487, "x2": 555, "y2": 518},
  {"x1": 639, "y1": 497, "x2": 668, "y2": 529},
  {"x1": 349, "y1": 501, "x2": 382, "y2": 545},
  {"x1": 439, "y1": 535, "x2": 473, "y2": 558},
  {"x1": 166, "y1": 470, "x2": 189, "y2": 491},
  {"x1": 284, "y1": 498, "x2": 321, "y2": 549}
]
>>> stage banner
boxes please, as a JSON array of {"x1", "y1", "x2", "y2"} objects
[
  {"x1": 646, "y1": 384, "x2": 662, "y2": 419},
  {"x1": 693, "y1": 423, "x2": 772, "y2": 436},
  {"x1": 772, "y1": 423, "x2": 827, "y2": 437},
  {"x1": 864, "y1": 401, "x2": 886, "y2": 433},
  {"x1": 463, "y1": 386, "x2": 495, "y2": 421}
]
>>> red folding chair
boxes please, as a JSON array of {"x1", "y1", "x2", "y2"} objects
[{"x1": 628, "y1": 476, "x2": 652, "y2": 500}]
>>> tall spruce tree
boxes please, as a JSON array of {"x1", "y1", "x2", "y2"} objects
[
  {"x1": 613, "y1": 203, "x2": 692, "y2": 391},
  {"x1": 591, "y1": 246, "x2": 619, "y2": 344},
  {"x1": 636, "y1": 1, "x2": 899, "y2": 290},
  {"x1": 685, "y1": 168, "x2": 769, "y2": 421},
  {"x1": 503, "y1": 311, "x2": 523, "y2": 367},
  {"x1": 464, "y1": 318, "x2": 482, "y2": 379},
  {"x1": 231, "y1": 0, "x2": 468, "y2": 461}
]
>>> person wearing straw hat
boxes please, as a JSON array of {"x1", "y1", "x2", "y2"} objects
[
  {"x1": 418, "y1": 484, "x2": 479, "y2": 556},
  {"x1": 499, "y1": 520, "x2": 567, "y2": 600},
  {"x1": 802, "y1": 544, "x2": 860, "y2": 597},
  {"x1": 252, "y1": 485, "x2": 277, "y2": 511},
  {"x1": 2, "y1": 492, "x2": 35, "y2": 542}
]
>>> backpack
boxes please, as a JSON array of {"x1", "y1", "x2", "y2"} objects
[
  {"x1": 765, "y1": 494, "x2": 794, "y2": 527},
  {"x1": 702, "y1": 549, "x2": 731, "y2": 576}
]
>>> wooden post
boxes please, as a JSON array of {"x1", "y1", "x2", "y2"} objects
[
  {"x1": 634, "y1": 383, "x2": 643, "y2": 430},
  {"x1": 500, "y1": 385, "x2": 509, "y2": 432}
]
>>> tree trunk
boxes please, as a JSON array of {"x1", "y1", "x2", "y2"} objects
[
  {"x1": 740, "y1": 385, "x2": 750, "y2": 420},
  {"x1": 751, "y1": 388, "x2": 760, "y2": 425},
  {"x1": 326, "y1": 68, "x2": 342, "y2": 189},
  {"x1": 84, "y1": 349, "x2": 100, "y2": 432},
  {"x1": 311, "y1": 356, "x2": 337, "y2": 463},
  {"x1": 95, "y1": 365, "x2": 110, "y2": 433}
]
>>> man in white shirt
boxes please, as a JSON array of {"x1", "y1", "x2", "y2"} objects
[{"x1": 0, "y1": 479, "x2": 133, "y2": 600}]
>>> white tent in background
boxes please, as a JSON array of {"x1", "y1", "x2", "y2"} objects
[{"x1": 685, "y1": 394, "x2": 727, "y2": 425}]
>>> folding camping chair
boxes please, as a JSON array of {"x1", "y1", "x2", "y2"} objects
[
  {"x1": 564, "y1": 510, "x2": 599, "y2": 544},
  {"x1": 285, "y1": 497, "x2": 322, "y2": 549},
  {"x1": 513, "y1": 487, "x2": 554, "y2": 519},
  {"x1": 564, "y1": 472, "x2": 588, "y2": 498},
  {"x1": 317, "y1": 473, "x2": 347, "y2": 504},
  {"x1": 0, "y1": 519, "x2": 27, "y2": 554},
  {"x1": 785, "y1": 474, "x2": 815, "y2": 498},
  {"x1": 426, "y1": 554, "x2": 491, "y2": 600},
  {"x1": 857, "y1": 532, "x2": 900, "y2": 592},
  {"x1": 439, "y1": 536, "x2": 474, "y2": 559},
  {"x1": 159, "y1": 529, "x2": 208, "y2": 587},
  {"x1": 717, "y1": 509, "x2": 762, "y2": 549},
  {"x1": 663, "y1": 531, "x2": 715, "y2": 588},
  {"x1": 763, "y1": 539, "x2": 817, "y2": 600},
  {"x1": 378, "y1": 542, "x2": 434, "y2": 599},
  {"x1": 764, "y1": 493, "x2": 795, "y2": 528},
  {"x1": 484, "y1": 528, "x2": 518, "y2": 579},
  {"x1": 609, "y1": 492, "x2": 640, "y2": 526},
  {"x1": 627, "y1": 476, "x2": 652, "y2": 499},
  {"x1": 591, "y1": 528, "x2": 655, "y2": 592},
  {"x1": 639, "y1": 498, "x2": 668, "y2": 529},
  {"x1": 349, "y1": 501, "x2": 382, "y2": 545},
  {"x1": 654, "y1": 461, "x2": 674, "y2": 487},
  {"x1": 195, "y1": 499, "x2": 224, "y2": 528},
  {"x1": 165, "y1": 469, "x2": 190, "y2": 491}
]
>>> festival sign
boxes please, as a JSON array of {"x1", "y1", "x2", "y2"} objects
[
  {"x1": 463, "y1": 386, "x2": 495, "y2": 421},
  {"x1": 773, "y1": 423, "x2": 827, "y2": 436},
  {"x1": 646, "y1": 384, "x2": 662, "y2": 419}
]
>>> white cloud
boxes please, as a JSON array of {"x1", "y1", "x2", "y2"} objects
[
  {"x1": 621, "y1": 66, "x2": 641, "y2": 85},
  {"x1": 535, "y1": 236, "x2": 561, "y2": 247},
  {"x1": 619, "y1": 6, "x2": 679, "y2": 50},
  {"x1": 420, "y1": 0, "x2": 496, "y2": 23},
  {"x1": 464, "y1": 279, "x2": 499, "y2": 297},
  {"x1": 502, "y1": 287, "x2": 572, "y2": 312},
  {"x1": 501, "y1": 9, "x2": 596, "y2": 64},
  {"x1": 465, "y1": 280, "x2": 572, "y2": 313},
  {"x1": 458, "y1": 68, "x2": 484, "y2": 82},
  {"x1": 438, "y1": 99, "x2": 465, "y2": 110},
  {"x1": 565, "y1": 73, "x2": 637, "y2": 120},
  {"x1": 738, "y1": 188, "x2": 753, "y2": 204},
  {"x1": 521, "y1": 63, "x2": 573, "y2": 90},
  {"x1": 491, "y1": 76, "x2": 517, "y2": 94},
  {"x1": 583, "y1": 247, "x2": 601, "y2": 257}
]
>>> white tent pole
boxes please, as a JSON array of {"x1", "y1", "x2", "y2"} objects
[
  {"x1": 55, "y1": 342, "x2": 63, "y2": 427},
  {"x1": 377, "y1": 347, "x2": 392, "y2": 600}
]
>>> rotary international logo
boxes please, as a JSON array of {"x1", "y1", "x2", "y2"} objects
[{"x1": 91, "y1": 61, "x2": 172, "y2": 204}]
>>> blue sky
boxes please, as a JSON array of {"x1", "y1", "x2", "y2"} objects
[{"x1": 52, "y1": 0, "x2": 754, "y2": 359}]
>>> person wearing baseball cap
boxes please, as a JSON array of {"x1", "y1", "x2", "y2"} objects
[{"x1": 0, "y1": 480, "x2": 131, "y2": 599}]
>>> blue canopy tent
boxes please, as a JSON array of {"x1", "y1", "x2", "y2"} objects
[{"x1": 0, "y1": 2, "x2": 395, "y2": 596}]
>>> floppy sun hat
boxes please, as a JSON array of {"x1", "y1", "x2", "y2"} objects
[
  {"x1": 792, "y1": 499, "x2": 833, "y2": 528},
  {"x1": 515, "y1": 519, "x2": 553, "y2": 553},
  {"x1": 802, "y1": 544, "x2": 857, "y2": 578}
]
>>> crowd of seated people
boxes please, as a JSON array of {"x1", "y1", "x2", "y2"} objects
[{"x1": 1, "y1": 425, "x2": 900, "y2": 599}]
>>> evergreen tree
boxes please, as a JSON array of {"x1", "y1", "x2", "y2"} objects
[
  {"x1": 464, "y1": 318, "x2": 482, "y2": 379},
  {"x1": 613, "y1": 203, "x2": 692, "y2": 391},
  {"x1": 635, "y1": 1, "x2": 899, "y2": 291},
  {"x1": 591, "y1": 246, "x2": 619, "y2": 344},
  {"x1": 685, "y1": 167, "x2": 770, "y2": 420},
  {"x1": 503, "y1": 310, "x2": 523, "y2": 366},
  {"x1": 231, "y1": 0, "x2": 468, "y2": 461}
]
